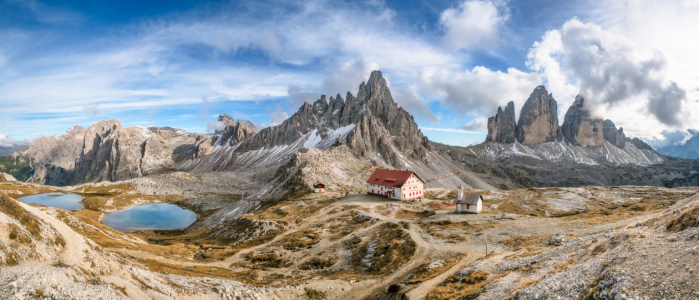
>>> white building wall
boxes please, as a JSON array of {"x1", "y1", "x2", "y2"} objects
[
  {"x1": 457, "y1": 199, "x2": 482, "y2": 213},
  {"x1": 367, "y1": 174, "x2": 425, "y2": 201}
]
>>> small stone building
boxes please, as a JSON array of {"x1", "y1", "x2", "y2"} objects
[
  {"x1": 313, "y1": 183, "x2": 325, "y2": 193},
  {"x1": 454, "y1": 185, "x2": 482, "y2": 214},
  {"x1": 366, "y1": 169, "x2": 425, "y2": 201}
]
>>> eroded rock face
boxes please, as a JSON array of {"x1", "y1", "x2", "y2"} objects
[
  {"x1": 627, "y1": 137, "x2": 653, "y2": 150},
  {"x1": 561, "y1": 95, "x2": 604, "y2": 147},
  {"x1": 516, "y1": 86, "x2": 560, "y2": 144},
  {"x1": 486, "y1": 101, "x2": 517, "y2": 143},
  {"x1": 194, "y1": 114, "x2": 256, "y2": 158},
  {"x1": 603, "y1": 120, "x2": 626, "y2": 148},
  {"x1": 19, "y1": 120, "x2": 199, "y2": 185},
  {"x1": 236, "y1": 70, "x2": 431, "y2": 166}
]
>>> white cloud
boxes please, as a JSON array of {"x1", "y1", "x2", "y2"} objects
[
  {"x1": 527, "y1": 18, "x2": 687, "y2": 130},
  {"x1": 0, "y1": 133, "x2": 36, "y2": 147},
  {"x1": 288, "y1": 59, "x2": 380, "y2": 105},
  {"x1": 418, "y1": 66, "x2": 541, "y2": 120},
  {"x1": 82, "y1": 105, "x2": 99, "y2": 118},
  {"x1": 644, "y1": 129, "x2": 697, "y2": 149},
  {"x1": 439, "y1": 0, "x2": 508, "y2": 50},
  {"x1": 269, "y1": 108, "x2": 289, "y2": 126},
  {"x1": 391, "y1": 85, "x2": 439, "y2": 123},
  {"x1": 206, "y1": 121, "x2": 227, "y2": 132},
  {"x1": 460, "y1": 116, "x2": 488, "y2": 131}
]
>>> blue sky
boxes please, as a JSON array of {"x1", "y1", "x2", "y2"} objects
[{"x1": 1, "y1": 0, "x2": 698, "y2": 149}]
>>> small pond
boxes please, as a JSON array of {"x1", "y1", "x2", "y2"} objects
[
  {"x1": 102, "y1": 203, "x2": 196, "y2": 232},
  {"x1": 18, "y1": 192, "x2": 84, "y2": 211}
]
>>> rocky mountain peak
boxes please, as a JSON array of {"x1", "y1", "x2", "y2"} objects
[
  {"x1": 229, "y1": 70, "x2": 429, "y2": 168},
  {"x1": 515, "y1": 86, "x2": 560, "y2": 144},
  {"x1": 603, "y1": 119, "x2": 626, "y2": 148},
  {"x1": 218, "y1": 114, "x2": 235, "y2": 124},
  {"x1": 561, "y1": 95, "x2": 604, "y2": 147},
  {"x1": 486, "y1": 101, "x2": 517, "y2": 143}
]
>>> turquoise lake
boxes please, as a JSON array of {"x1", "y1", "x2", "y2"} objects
[
  {"x1": 102, "y1": 203, "x2": 196, "y2": 232},
  {"x1": 18, "y1": 192, "x2": 84, "y2": 211}
]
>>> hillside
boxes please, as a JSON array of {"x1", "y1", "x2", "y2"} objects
[{"x1": 2, "y1": 175, "x2": 699, "y2": 299}]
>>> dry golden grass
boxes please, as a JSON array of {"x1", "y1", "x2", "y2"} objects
[
  {"x1": 395, "y1": 209, "x2": 435, "y2": 220},
  {"x1": 273, "y1": 229, "x2": 321, "y2": 251},
  {"x1": 347, "y1": 222, "x2": 417, "y2": 276},
  {"x1": 500, "y1": 235, "x2": 552, "y2": 249},
  {"x1": 402, "y1": 258, "x2": 459, "y2": 284},
  {"x1": 0, "y1": 193, "x2": 43, "y2": 237},
  {"x1": 420, "y1": 219, "x2": 471, "y2": 235},
  {"x1": 427, "y1": 270, "x2": 510, "y2": 300},
  {"x1": 667, "y1": 206, "x2": 699, "y2": 232},
  {"x1": 300, "y1": 257, "x2": 338, "y2": 270}
]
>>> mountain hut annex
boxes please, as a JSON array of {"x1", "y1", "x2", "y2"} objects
[{"x1": 313, "y1": 183, "x2": 326, "y2": 193}]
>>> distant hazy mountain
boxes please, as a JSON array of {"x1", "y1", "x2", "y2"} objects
[
  {"x1": 0, "y1": 144, "x2": 29, "y2": 156},
  {"x1": 656, "y1": 135, "x2": 699, "y2": 159}
]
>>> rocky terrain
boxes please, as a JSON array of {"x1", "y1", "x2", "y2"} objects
[
  {"x1": 2, "y1": 174, "x2": 699, "y2": 299},
  {"x1": 561, "y1": 95, "x2": 605, "y2": 147},
  {"x1": 11, "y1": 121, "x2": 200, "y2": 186}
]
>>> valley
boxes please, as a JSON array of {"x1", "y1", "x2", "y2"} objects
[
  {"x1": 2, "y1": 71, "x2": 699, "y2": 299},
  {"x1": 2, "y1": 175, "x2": 699, "y2": 299}
]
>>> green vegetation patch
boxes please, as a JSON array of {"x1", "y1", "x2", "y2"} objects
[{"x1": 0, "y1": 155, "x2": 35, "y2": 182}]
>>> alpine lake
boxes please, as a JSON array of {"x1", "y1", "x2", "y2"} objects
[{"x1": 18, "y1": 193, "x2": 196, "y2": 232}]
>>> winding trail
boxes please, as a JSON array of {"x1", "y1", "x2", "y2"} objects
[
  {"x1": 101, "y1": 194, "x2": 487, "y2": 299},
  {"x1": 17, "y1": 203, "x2": 88, "y2": 266}
]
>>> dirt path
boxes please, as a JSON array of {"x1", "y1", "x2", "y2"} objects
[
  {"x1": 18, "y1": 202, "x2": 88, "y2": 266},
  {"x1": 405, "y1": 256, "x2": 472, "y2": 300}
]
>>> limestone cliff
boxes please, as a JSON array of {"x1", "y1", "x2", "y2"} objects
[
  {"x1": 515, "y1": 86, "x2": 560, "y2": 144},
  {"x1": 561, "y1": 95, "x2": 604, "y2": 147},
  {"x1": 194, "y1": 114, "x2": 257, "y2": 158},
  {"x1": 234, "y1": 70, "x2": 430, "y2": 166},
  {"x1": 17, "y1": 120, "x2": 198, "y2": 185},
  {"x1": 486, "y1": 101, "x2": 517, "y2": 143}
]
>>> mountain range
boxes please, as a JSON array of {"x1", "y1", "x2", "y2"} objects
[
  {"x1": 656, "y1": 133, "x2": 699, "y2": 159},
  {"x1": 3, "y1": 70, "x2": 699, "y2": 194}
]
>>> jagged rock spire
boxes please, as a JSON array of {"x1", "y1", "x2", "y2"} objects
[
  {"x1": 561, "y1": 95, "x2": 604, "y2": 147},
  {"x1": 515, "y1": 86, "x2": 560, "y2": 144},
  {"x1": 486, "y1": 101, "x2": 517, "y2": 143}
]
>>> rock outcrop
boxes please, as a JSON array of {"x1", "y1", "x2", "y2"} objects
[
  {"x1": 516, "y1": 86, "x2": 560, "y2": 144},
  {"x1": 0, "y1": 172, "x2": 16, "y2": 182},
  {"x1": 17, "y1": 120, "x2": 199, "y2": 185},
  {"x1": 486, "y1": 101, "x2": 517, "y2": 143},
  {"x1": 627, "y1": 137, "x2": 653, "y2": 151},
  {"x1": 194, "y1": 114, "x2": 256, "y2": 158},
  {"x1": 234, "y1": 71, "x2": 431, "y2": 166},
  {"x1": 603, "y1": 120, "x2": 626, "y2": 148},
  {"x1": 561, "y1": 95, "x2": 604, "y2": 147}
]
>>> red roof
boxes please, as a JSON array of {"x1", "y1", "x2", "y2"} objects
[{"x1": 366, "y1": 169, "x2": 425, "y2": 187}]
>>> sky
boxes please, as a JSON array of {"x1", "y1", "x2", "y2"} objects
[{"x1": 1, "y1": 0, "x2": 698, "y2": 149}]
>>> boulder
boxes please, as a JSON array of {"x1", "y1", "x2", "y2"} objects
[
  {"x1": 515, "y1": 86, "x2": 560, "y2": 144},
  {"x1": 486, "y1": 101, "x2": 517, "y2": 143},
  {"x1": 561, "y1": 95, "x2": 604, "y2": 147}
]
